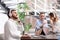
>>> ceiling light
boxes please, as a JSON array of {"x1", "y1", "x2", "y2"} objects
[
  {"x1": 0, "y1": 7, "x2": 1, "y2": 9},
  {"x1": 4, "y1": 1, "x2": 18, "y2": 4},
  {"x1": 56, "y1": 9, "x2": 60, "y2": 11},
  {"x1": 0, "y1": 10, "x2": 5, "y2": 13},
  {"x1": 8, "y1": 5, "x2": 17, "y2": 9},
  {"x1": 4, "y1": 0, "x2": 25, "y2": 4}
]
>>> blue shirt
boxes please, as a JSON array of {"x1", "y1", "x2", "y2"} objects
[{"x1": 35, "y1": 19, "x2": 48, "y2": 31}]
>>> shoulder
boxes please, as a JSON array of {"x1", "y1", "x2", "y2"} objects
[
  {"x1": 4, "y1": 19, "x2": 11, "y2": 27},
  {"x1": 50, "y1": 20, "x2": 53, "y2": 24},
  {"x1": 5, "y1": 19, "x2": 13, "y2": 25},
  {"x1": 36, "y1": 19, "x2": 40, "y2": 23}
]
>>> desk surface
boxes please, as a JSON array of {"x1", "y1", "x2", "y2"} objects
[{"x1": 21, "y1": 35, "x2": 58, "y2": 40}]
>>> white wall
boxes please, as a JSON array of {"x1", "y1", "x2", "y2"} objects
[{"x1": 0, "y1": 13, "x2": 8, "y2": 34}]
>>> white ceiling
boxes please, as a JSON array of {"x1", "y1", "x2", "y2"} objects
[
  {"x1": 1, "y1": 0, "x2": 25, "y2": 9},
  {"x1": 0, "y1": 0, "x2": 25, "y2": 13},
  {"x1": 1, "y1": 0, "x2": 11, "y2": 2},
  {"x1": 0, "y1": 0, "x2": 60, "y2": 13}
]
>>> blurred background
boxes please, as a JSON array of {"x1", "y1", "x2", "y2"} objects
[{"x1": 0, "y1": 0, "x2": 60, "y2": 40}]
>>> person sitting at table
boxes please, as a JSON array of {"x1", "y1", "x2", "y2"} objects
[
  {"x1": 4, "y1": 9, "x2": 24, "y2": 40},
  {"x1": 35, "y1": 12, "x2": 49, "y2": 36},
  {"x1": 49, "y1": 12, "x2": 60, "y2": 33}
]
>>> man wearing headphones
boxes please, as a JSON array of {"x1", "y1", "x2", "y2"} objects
[{"x1": 4, "y1": 9, "x2": 24, "y2": 40}]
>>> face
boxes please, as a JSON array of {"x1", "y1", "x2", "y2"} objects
[
  {"x1": 50, "y1": 16, "x2": 54, "y2": 20},
  {"x1": 39, "y1": 14, "x2": 45, "y2": 20},
  {"x1": 12, "y1": 10, "x2": 18, "y2": 19}
]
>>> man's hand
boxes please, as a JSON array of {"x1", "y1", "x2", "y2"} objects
[
  {"x1": 35, "y1": 29, "x2": 42, "y2": 36},
  {"x1": 21, "y1": 34, "x2": 31, "y2": 39},
  {"x1": 22, "y1": 34, "x2": 31, "y2": 37}
]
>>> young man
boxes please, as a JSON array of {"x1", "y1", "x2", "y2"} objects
[
  {"x1": 35, "y1": 12, "x2": 49, "y2": 36},
  {"x1": 4, "y1": 9, "x2": 24, "y2": 40}
]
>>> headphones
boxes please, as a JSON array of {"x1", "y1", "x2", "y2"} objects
[{"x1": 9, "y1": 10, "x2": 12, "y2": 17}]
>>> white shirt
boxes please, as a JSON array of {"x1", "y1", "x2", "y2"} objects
[{"x1": 4, "y1": 19, "x2": 24, "y2": 40}]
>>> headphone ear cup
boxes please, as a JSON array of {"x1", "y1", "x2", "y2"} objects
[{"x1": 9, "y1": 13, "x2": 12, "y2": 17}]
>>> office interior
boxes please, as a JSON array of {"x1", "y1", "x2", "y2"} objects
[{"x1": 0, "y1": 0, "x2": 60, "y2": 40}]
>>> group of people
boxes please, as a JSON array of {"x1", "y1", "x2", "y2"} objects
[
  {"x1": 35, "y1": 12, "x2": 59, "y2": 36},
  {"x1": 4, "y1": 9, "x2": 24, "y2": 40},
  {"x1": 4, "y1": 9, "x2": 60, "y2": 40}
]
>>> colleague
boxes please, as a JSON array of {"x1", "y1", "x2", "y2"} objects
[
  {"x1": 4, "y1": 9, "x2": 24, "y2": 40},
  {"x1": 35, "y1": 12, "x2": 49, "y2": 36},
  {"x1": 49, "y1": 13, "x2": 55, "y2": 32},
  {"x1": 49, "y1": 12, "x2": 59, "y2": 33}
]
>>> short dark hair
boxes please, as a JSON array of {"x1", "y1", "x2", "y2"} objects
[
  {"x1": 8, "y1": 9, "x2": 16, "y2": 18},
  {"x1": 11, "y1": 9, "x2": 16, "y2": 13},
  {"x1": 39, "y1": 12, "x2": 45, "y2": 16}
]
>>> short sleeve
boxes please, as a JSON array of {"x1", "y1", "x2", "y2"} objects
[{"x1": 35, "y1": 20, "x2": 42, "y2": 31}]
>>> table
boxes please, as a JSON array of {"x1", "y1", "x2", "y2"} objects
[{"x1": 21, "y1": 35, "x2": 58, "y2": 40}]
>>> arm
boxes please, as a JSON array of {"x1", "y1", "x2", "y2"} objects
[
  {"x1": 42, "y1": 20, "x2": 49, "y2": 35},
  {"x1": 35, "y1": 29, "x2": 42, "y2": 36},
  {"x1": 35, "y1": 20, "x2": 42, "y2": 36},
  {"x1": 20, "y1": 22, "x2": 24, "y2": 31},
  {"x1": 50, "y1": 20, "x2": 54, "y2": 32}
]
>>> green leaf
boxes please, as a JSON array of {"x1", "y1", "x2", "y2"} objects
[{"x1": 24, "y1": 23, "x2": 32, "y2": 32}]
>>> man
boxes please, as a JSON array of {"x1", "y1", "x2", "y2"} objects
[
  {"x1": 35, "y1": 12, "x2": 49, "y2": 36},
  {"x1": 4, "y1": 9, "x2": 24, "y2": 40}
]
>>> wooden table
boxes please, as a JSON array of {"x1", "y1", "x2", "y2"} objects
[{"x1": 21, "y1": 35, "x2": 58, "y2": 40}]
